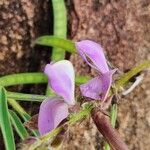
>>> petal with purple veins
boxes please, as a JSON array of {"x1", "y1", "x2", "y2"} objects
[
  {"x1": 76, "y1": 40, "x2": 109, "y2": 74},
  {"x1": 38, "y1": 98, "x2": 69, "y2": 135},
  {"x1": 80, "y1": 77, "x2": 102, "y2": 100},
  {"x1": 44, "y1": 60, "x2": 75, "y2": 105},
  {"x1": 100, "y1": 69, "x2": 116, "y2": 101},
  {"x1": 80, "y1": 69, "x2": 116, "y2": 101}
]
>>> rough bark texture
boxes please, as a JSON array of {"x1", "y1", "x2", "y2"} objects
[
  {"x1": 0, "y1": 0, "x2": 51, "y2": 75},
  {"x1": 0, "y1": 0, "x2": 51, "y2": 149},
  {"x1": 0, "y1": 0, "x2": 150, "y2": 150}
]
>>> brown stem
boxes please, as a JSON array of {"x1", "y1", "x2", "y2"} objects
[{"x1": 91, "y1": 107, "x2": 129, "y2": 150}]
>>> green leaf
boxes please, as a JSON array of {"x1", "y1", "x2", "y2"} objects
[
  {"x1": 51, "y1": 0, "x2": 67, "y2": 61},
  {"x1": 0, "y1": 73, "x2": 47, "y2": 87},
  {"x1": 116, "y1": 60, "x2": 150, "y2": 89},
  {"x1": 7, "y1": 91, "x2": 48, "y2": 102},
  {"x1": 35, "y1": 36, "x2": 76, "y2": 53},
  {"x1": 8, "y1": 99, "x2": 39, "y2": 137},
  {"x1": 9, "y1": 110, "x2": 29, "y2": 140},
  {"x1": 0, "y1": 87, "x2": 15, "y2": 150},
  {"x1": 110, "y1": 104, "x2": 117, "y2": 127},
  {"x1": 0, "y1": 72, "x2": 90, "y2": 87}
]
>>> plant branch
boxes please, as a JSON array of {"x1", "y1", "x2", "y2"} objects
[
  {"x1": 115, "y1": 60, "x2": 150, "y2": 90},
  {"x1": 7, "y1": 91, "x2": 48, "y2": 102}
]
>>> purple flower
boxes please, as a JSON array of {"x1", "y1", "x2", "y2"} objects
[
  {"x1": 76, "y1": 40, "x2": 116, "y2": 101},
  {"x1": 38, "y1": 60, "x2": 75, "y2": 135}
]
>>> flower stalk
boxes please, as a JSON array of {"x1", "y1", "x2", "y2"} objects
[{"x1": 115, "y1": 60, "x2": 150, "y2": 90}]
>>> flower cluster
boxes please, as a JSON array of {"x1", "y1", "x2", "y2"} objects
[
  {"x1": 38, "y1": 40, "x2": 116, "y2": 135},
  {"x1": 76, "y1": 40, "x2": 116, "y2": 101},
  {"x1": 38, "y1": 60, "x2": 75, "y2": 135}
]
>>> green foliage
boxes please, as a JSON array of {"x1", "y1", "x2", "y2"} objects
[
  {"x1": 75, "y1": 76, "x2": 91, "y2": 85},
  {"x1": 7, "y1": 91, "x2": 47, "y2": 102},
  {"x1": 0, "y1": 73, "x2": 47, "y2": 87},
  {"x1": 51, "y1": 0, "x2": 67, "y2": 61},
  {"x1": 35, "y1": 36, "x2": 76, "y2": 53},
  {"x1": 0, "y1": 87, "x2": 15, "y2": 150},
  {"x1": 0, "y1": 72, "x2": 89, "y2": 87},
  {"x1": 9, "y1": 110, "x2": 29, "y2": 140},
  {"x1": 8, "y1": 99, "x2": 39, "y2": 137},
  {"x1": 110, "y1": 104, "x2": 117, "y2": 127},
  {"x1": 116, "y1": 60, "x2": 150, "y2": 89}
]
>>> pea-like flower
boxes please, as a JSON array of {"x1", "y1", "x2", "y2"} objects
[
  {"x1": 76, "y1": 40, "x2": 116, "y2": 101},
  {"x1": 38, "y1": 60, "x2": 75, "y2": 135}
]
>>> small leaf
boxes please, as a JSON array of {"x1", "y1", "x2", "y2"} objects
[
  {"x1": 110, "y1": 104, "x2": 117, "y2": 127},
  {"x1": 7, "y1": 91, "x2": 47, "y2": 102},
  {"x1": 0, "y1": 87, "x2": 15, "y2": 150},
  {"x1": 0, "y1": 73, "x2": 47, "y2": 87},
  {"x1": 0, "y1": 72, "x2": 90, "y2": 87},
  {"x1": 35, "y1": 36, "x2": 76, "y2": 53},
  {"x1": 8, "y1": 99, "x2": 39, "y2": 137},
  {"x1": 9, "y1": 110, "x2": 29, "y2": 140}
]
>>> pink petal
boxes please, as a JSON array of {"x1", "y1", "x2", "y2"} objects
[
  {"x1": 80, "y1": 69, "x2": 116, "y2": 101},
  {"x1": 44, "y1": 60, "x2": 75, "y2": 105},
  {"x1": 80, "y1": 77, "x2": 102, "y2": 100},
  {"x1": 100, "y1": 69, "x2": 116, "y2": 101},
  {"x1": 75, "y1": 40, "x2": 109, "y2": 74},
  {"x1": 38, "y1": 98, "x2": 69, "y2": 135}
]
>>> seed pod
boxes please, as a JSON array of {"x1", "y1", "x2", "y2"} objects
[{"x1": 91, "y1": 107, "x2": 128, "y2": 150}]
